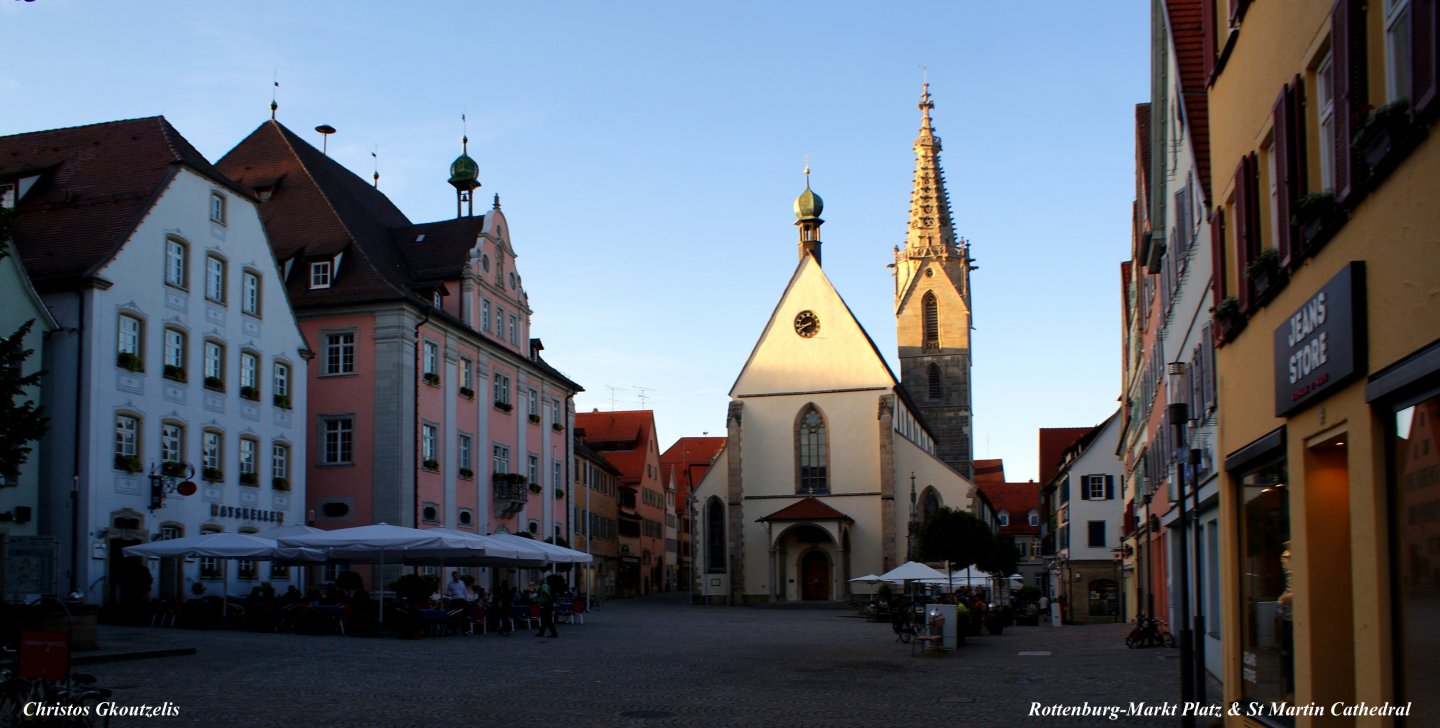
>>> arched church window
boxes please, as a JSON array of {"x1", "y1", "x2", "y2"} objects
[
  {"x1": 922, "y1": 292, "x2": 939, "y2": 350},
  {"x1": 922, "y1": 488, "x2": 940, "y2": 521},
  {"x1": 706, "y1": 497, "x2": 726, "y2": 573},
  {"x1": 927, "y1": 363, "x2": 943, "y2": 400},
  {"x1": 796, "y1": 405, "x2": 828, "y2": 494}
]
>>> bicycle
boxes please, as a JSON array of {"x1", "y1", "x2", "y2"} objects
[
  {"x1": 890, "y1": 607, "x2": 916, "y2": 644},
  {"x1": 1125, "y1": 615, "x2": 1175, "y2": 648}
]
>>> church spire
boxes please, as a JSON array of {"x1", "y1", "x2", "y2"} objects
[{"x1": 905, "y1": 81, "x2": 956, "y2": 258}]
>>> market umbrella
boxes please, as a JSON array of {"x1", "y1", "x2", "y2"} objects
[
  {"x1": 877, "y1": 561, "x2": 947, "y2": 582},
  {"x1": 487, "y1": 532, "x2": 592, "y2": 564},
  {"x1": 276, "y1": 523, "x2": 484, "y2": 623},
  {"x1": 848, "y1": 573, "x2": 888, "y2": 584},
  {"x1": 424, "y1": 528, "x2": 547, "y2": 567},
  {"x1": 124, "y1": 533, "x2": 324, "y2": 616}
]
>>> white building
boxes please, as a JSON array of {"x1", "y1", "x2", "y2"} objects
[
  {"x1": 692, "y1": 172, "x2": 978, "y2": 605},
  {"x1": 0, "y1": 118, "x2": 309, "y2": 612},
  {"x1": 1046, "y1": 411, "x2": 1125, "y2": 623}
]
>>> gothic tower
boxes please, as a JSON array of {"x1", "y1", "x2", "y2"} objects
[{"x1": 894, "y1": 83, "x2": 974, "y2": 481}]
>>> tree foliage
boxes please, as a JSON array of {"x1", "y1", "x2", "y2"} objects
[
  {"x1": 916, "y1": 507, "x2": 993, "y2": 570},
  {"x1": 0, "y1": 207, "x2": 49, "y2": 482},
  {"x1": 976, "y1": 534, "x2": 1019, "y2": 577}
]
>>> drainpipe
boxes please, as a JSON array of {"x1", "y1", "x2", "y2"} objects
[
  {"x1": 70, "y1": 289, "x2": 85, "y2": 595},
  {"x1": 412, "y1": 306, "x2": 431, "y2": 529}
]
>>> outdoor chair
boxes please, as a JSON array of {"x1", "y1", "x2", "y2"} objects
[
  {"x1": 912, "y1": 614, "x2": 945, "y2": 656},
  {"x1": 563, "y1": 601, "x2": 584, "y2": 625},
  {"x1": 467, "y1": 604, "x2": 486, "y2": 635},
  {"x1": 527, "y1": 603, "x2": 541, "y2": 629}
]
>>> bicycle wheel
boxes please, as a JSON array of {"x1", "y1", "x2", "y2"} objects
[
  {"x1": 1125, "y1": 629, "x2": 1141, "y2": 648},
  {"x1": 899, "y1": 626, "x2": 914, "y2": 644}
]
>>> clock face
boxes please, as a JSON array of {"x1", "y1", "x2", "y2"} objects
[{"x1": 794, "y1": 310, "x2": 820, "y2": 338}]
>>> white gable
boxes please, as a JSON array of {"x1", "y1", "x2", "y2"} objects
[{"x1": 730, "y1": 255, "x2": 896, "y2": 397}]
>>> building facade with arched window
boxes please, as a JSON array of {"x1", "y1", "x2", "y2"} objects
[{"x1": 692, "y1": 173, "x2": 978, "y2": 605}]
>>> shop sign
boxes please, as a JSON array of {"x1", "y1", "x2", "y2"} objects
[
  {"x1": 1273, "y1": 262, "x2": 1366, "y2": 417},
  {"x1": 209, "y1": 504, "x2": 286, "y2": 523}
]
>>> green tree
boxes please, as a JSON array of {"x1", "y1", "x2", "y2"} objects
[
  {"x1": 976, "y1": 534, "x2": 1019, "y2": 577},
  {"x1": 0, "y1": 206, "x2": 49, "y2": 483},
  {"x1": 916, "y1": 507, "x2": 994, "y2": 569}
]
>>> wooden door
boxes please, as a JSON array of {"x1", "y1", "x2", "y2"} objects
[{"x1": 800, "y1": 551, "x2": 830, "y2": 601}]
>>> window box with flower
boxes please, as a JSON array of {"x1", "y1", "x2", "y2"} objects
[
  {"x1": 459, "y1": 467, "x2": 474, "y2": 480},
  {"x1": 551, "y1": 422, "x2": 565, "y2": 432},
  {"x1": 271, "y1": 476, "x2": 290, "y2": 491},
  {"x1": 1291, "y1": 192, "x2": 1340, "y2": 253},
  {"x1": 528, "y1": 482, "x2": 543, "y2": 495},
  {"x1": 161, "y1": 460, "x2": 186, "y2": 477},
  {"x1": 528, "y1": 414, "x2": 541, "y2": 425},
  {"x1": 240, "y1": 386, "x2": 260, "y2": 402},
  {"x1": 114, "y1": 454, "x2": 142, "y2": 473},
  {"x1": 1353, "y1": 99, "x2": 1411, "y2": 176},
  {"x1": 163, "y1": 365, "x2": 187, "y2": 383},
  {"x1": 204, "y1": 376, "x2": 224, "y2": 392},
  {"x1": 116, "y1": 352, "x2": 143, "y2": 373},
  {"x1": 202, "y1": 467, "x2": 224, "y2": 482},
  {"x1": 1244, "y1": 248, "x2": 1283, "y2": 304},
  {"x1": 1215, "y1": 296, "x2": 1245, "y2": 343},
  {"x1": 423, "y1": 458, "x2": 440, "y2": 471},
  {"x1": 494, "y1": 401, "x2": 513, "y2": 413},
  {"x1": 459, "y1": 386, "x2": 474, "y2": 399},
  {"x1": 239, "y1": 472, "x2": 259, "y2": 485},
  {"x1": 423, "y1": 372, "x2": 440, "y2": 387},
  {"x1": 273, "y1": 393, "x2": 291, "y2": 409}
]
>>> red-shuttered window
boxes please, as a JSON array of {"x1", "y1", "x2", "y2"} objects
[
  {"x1": 1271, "y1": 77, "x2": 1307, "y2": 268},
  {"x1": 1232, "y1": 154, "x2": 1259, "y2": 312},
  {"x1": 1209, "y1": 208, "x2": 1227, "y2": 310},
  {"x1": 1332, "y1": 0, "x2": 1369, "y2": 205},
  {"x1": 1413, "y1": 0, "x2": 1439, "y2": 118}
]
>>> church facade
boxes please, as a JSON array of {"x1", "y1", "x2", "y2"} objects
[{"x1": 693, "y1": 89, "x2": 979, "y2": 605}]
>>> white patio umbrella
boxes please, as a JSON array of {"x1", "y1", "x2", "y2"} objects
[
  {"x1": 124, "y1": 533, "x2": 324, "y2": 616},
  {"x1": 848, "y1": 573, "x2": 889, "y2": 584},
  {"x1": 878, "y1": 561, "x2": 947, "y2": 582},
  {"x1": 487, "y1": 532, "x2": 593, "y2": 564},
  {"x1": 424, "y1": 528, "x2": 547, "y2": 567},
  {"x1": 276, "y1": 523, "x2": 485, "y2": 623}
]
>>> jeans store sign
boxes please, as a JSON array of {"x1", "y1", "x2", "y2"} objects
[{"x1": 1273, "y1": 261, "x2": 1366, "y2": 417}]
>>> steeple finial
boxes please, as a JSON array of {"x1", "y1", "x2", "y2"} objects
[
  {"x1": 372, "y1": 145, "x2": 379, "y2": 189},
  {"x1": 270, "y1": 72, "x2": 279, "y2": 120},
  {"x1": 793, "y1": 160, "x2": 824, "y2": 264},
  {"x1": 919, "y1": 71, "x2": 934, "y2": 132},
  {"x1": 493, "y1": 193, "x2": 501, "y2": 210}
]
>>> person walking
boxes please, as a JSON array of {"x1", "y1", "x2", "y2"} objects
[
  {"x1": 496, "y1": 580, "x2": 513, "y2": 635},
  {"x1": 535, "y1": 582, "x2": 559, "y2": 638}
]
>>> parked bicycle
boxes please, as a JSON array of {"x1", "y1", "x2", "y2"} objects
[
  {"x1": 890, "y1": 606, "x2": 916, "y2": 644},
  {"x1": 0, "y1": 597, "x2": 114, "y2": 726},
  {"x1": 1125, "y1": 614, "x2": 1175, "y2": 648}
]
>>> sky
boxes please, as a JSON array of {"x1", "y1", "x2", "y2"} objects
[{"x1": 2, "y1": 1, "x2": 1149, "y2": 483}]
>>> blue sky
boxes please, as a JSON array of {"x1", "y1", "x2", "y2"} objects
[{"x1": 2, "y1": 1, "x2": 1148, "y2": 483}]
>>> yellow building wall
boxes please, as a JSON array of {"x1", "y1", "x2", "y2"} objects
[{"x1": 1210, "y1": 1, "x2": 1440, "y2": 725}]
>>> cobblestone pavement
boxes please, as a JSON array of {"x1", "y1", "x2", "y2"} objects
[{"x1": 80, "y1": 594, "x2": 1196, "y2": 727}]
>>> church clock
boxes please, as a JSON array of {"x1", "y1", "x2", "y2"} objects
[{"x1": 794, "y1": 310, "x2": 820, "y2": 337}]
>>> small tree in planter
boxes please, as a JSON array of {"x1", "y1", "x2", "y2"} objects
[
  {"x1": 1215, "y1": 296, "x2": 1245, "y2": 341},
  {"x1": 1245, "y1": 248, "x2": 1283, "y2": 301},
  {"x1": 1353, "y1": 99, "x2": 1410, "y2": 172},
  {"x1": 1291, "y1": 192, "x2": 1339, "y2": 250}
]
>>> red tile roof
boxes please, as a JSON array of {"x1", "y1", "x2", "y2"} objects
[
  {"x1": 758, "y1": 497, "x2": 854, "y2": 523},
  {"x1": 0, "y1": 117, "x2": 249, "y2": 292},
  {"x1": 1166, "y1": 0, "x2": 1213, "y2": 199},
  {"x1": 216, "y1": 120, "x2": 428, "y2": 308},
  {"x1": 575, "y1": 410, "x2": 658, "y2": 486},
  {"x1": 977, "y1": 482, "x2": 1042, "y2": 537},
  {"x1": 972, "y1": 459, "x2": 1006, "y2": 487},
  {"x1": 660, "y1": 437, "x2": 726, "y2": 502},
  {"x1": 1038, "y1": 428, "x2": 1091, "y2": 485}
]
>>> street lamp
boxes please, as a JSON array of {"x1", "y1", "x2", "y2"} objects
[
  {"x1": 1167, "y1": 362, "x2": 1206, "y2": 726},
  {"x1": 148, "y1": 462, "x2": 197, "y2": 512}
]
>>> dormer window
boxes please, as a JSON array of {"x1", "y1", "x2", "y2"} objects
[
  {"x1": 432, "y1": 291, "x2": 441, "y2": 309},
  {"x1": 310, "y1": 261, "x2": 332, "y2": 289},
  {"x1": 210, "y1": 192, "x2": 226, "y2": 225},
  {"x1": 0, "y1": 184, "x2": 14, "y2": 209},
  {"x1": 997, "y1": 511, "x2": 1010, "y2": 527}
]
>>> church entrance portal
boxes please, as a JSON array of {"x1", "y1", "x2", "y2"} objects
[{"x1": 801, "y1": 551, "x2": 831, "y2": 601}]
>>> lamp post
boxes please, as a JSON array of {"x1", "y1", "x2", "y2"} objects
[{"x1": 1166, "y1": 362, "x2": 1204, "y2": 726}]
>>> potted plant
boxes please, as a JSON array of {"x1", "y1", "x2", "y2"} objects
[
  {"x1": 116, "y1": 352, "x2": 143, "y2": 372},
  {"x1": 113, "y1": 454, "x2": 142, "y2": 473},
  {"x1": 423, "y1": 458, "x2": 439, "y2": 471},
  {"x1": 239, "y1": 385, "x2": 259, "y2": 401},
  {"x1": 458, "y1": 467, "x2": 474, "y2": 479},
  {"x1": 161, "y1": 460, "x2": 186, "y2": 477},
  {"x1": 1353, "y1": 99, "x2": 1410, "y2": 172},
  {"x1": 528, "y1": 482, "x2": 543, "y2": 495},
  {"x1": 202, "y1": 466, "x2": 224, "y2": 482},
  {"x1": 552, "y1": 422, "x2": 565, "y2": 432},
  {"x1": 986, "y1": 605, "x2": 1011, "y2": 635},
  {"x1": 952, "y1": 602, "x2": 969, "y2": 645},
  {"x1": 528, "y1": 414, "x2": 541, "y2": 425},
  {"x1": 1245, "y1": 247, "x2": 1282, "y2": 301},
  {"x1": 1291, "y1": 191, "x2": 1339, "y2": 250},
  {"x1": 204, "y1": 376, "x2": 224, "y2": 391},
  {"x1": 423, "y1": 372, "x2": 440, "y2": 386},
  {"x1": 273, "y1": 393, "x2": 291, "y2": 409},
  {"x1": 271, "y1": 476, "x2": 290, "y2": 491},
  {"x1": 554, "y1": 488, "x2": 565, "y2": 500},
  {"x1": 163, "y1": 364, "x2": 186, "y2": 382},
  {"x1": 1215, "y1": 296, "x2": 1245, "y2": 342},
  {"x1": 494, "y1": 400, "x2": 513, "y2": 413},
  {"x1": 459, "y1": 386, "x2": 474, "y2": 399},
  {"x1": 239, "y1": 472, "x2": 258, "y2": 485}
]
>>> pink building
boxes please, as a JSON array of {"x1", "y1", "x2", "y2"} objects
[{"x1": 216, "y1": 122, "x2": 581, "y2": 584}]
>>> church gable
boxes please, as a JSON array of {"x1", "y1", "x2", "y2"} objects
[{"x1": 730, "y1": 255, "x2": 896, "y2": 397}]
